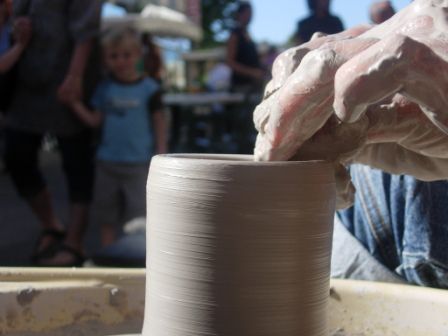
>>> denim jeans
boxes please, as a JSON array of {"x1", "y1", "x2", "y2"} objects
[
  {"x1": 337, "y1": 164, "x2": 448, "y2": 289},
  {"x1": 331, "y1": 217, "x2": 405, "y2": 284}
]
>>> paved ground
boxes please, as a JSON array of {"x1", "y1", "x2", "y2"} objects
[{"x1": 0, "y1": 149, "x2": 102, "y2": 266}]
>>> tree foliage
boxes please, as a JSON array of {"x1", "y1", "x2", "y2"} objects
[{"x1": 200, "y1": 0, "x2": 240, "y2": 48}]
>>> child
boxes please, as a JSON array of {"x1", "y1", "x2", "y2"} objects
[{"x1": 70, "y1": 27, "x2": 167, "y2": 246}]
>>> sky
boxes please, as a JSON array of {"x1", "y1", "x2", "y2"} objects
[{"x1": 250, "y1": 0, "x2": 412, "y2": 45}]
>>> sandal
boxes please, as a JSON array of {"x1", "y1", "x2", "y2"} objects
[
  {"x1": 37, "y1": 244, "x2": 86, "y2": 267},
  {"x1": 31, "y1": 229, "x2": 66, "y2": 264}
]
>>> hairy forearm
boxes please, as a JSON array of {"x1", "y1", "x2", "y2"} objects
[
  {"x1": 67, "y1": 39, "x2": 93, "y2": 78},
  {"x1": 58, "y1": 39, "x2": 94, "y2": 103}
]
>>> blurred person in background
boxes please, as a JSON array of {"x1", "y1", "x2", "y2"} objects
[
  {"x1": 205, "y1": 61, "x2": 231, "y2": 93},
  {"x1": 226, "y1": 1, "x2": 264, "y2": 93},
  {"x1": 259, "y1": 43, "x2": 279, "y2": 79},
  {"x1": 0, "y1": 0, "x2": 31, "y2": 74},
  {"x1": 0, "y1": 0, "x2": 31, "y2": 172},
  {"x1": 3, "y1": 0, "x2": 102, "y2": 267},
  {"x1": 369, "y1": 1, "x2": 396, "y2": 24},
  {"x1": 226, "y1": 1, "x2": 265, "y2": 154},
  {"x1": 0, "y1": 18, "x2": 31, "y2": 73},
  {"x1": 296, "y1": 0, "x2": 344, "y2": 44},
  {"x1": 70, "y1": 27, "x2": 167, "y2": 247}
]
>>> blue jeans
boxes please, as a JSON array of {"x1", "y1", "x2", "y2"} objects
[{"x1": 337, "y1": 164, "x2": 448, "y2": 289}]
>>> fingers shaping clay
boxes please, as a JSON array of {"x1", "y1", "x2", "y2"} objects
[
  {"x1": 143, "y1": 154, "x2": 336, "y2": 336},
  {"x1": 254, "y1": 0, "x2": 448, "y2": 170}
]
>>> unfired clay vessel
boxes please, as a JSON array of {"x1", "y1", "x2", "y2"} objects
[{"x1": 143, "y1": 154, "x2": 336, "y2": 336}]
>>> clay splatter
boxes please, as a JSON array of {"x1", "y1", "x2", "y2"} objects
[{"x1": 16, "y1": 287, "x2": 41, "y2": 307}]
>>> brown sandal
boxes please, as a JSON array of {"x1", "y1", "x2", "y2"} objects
[
  {"x1": 37, "y1": 244, "x2": 86, "y2": 267},
  {"x1": 31, "y1": 229, "x2": 66, "y2": 264}
]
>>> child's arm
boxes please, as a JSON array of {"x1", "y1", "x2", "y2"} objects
[
  {"x1": 152, "y1": 109, "x2": 167, "y2": 154},
  {"x1": 71, "y1": 100, "x2": 102, "y2": 128}
]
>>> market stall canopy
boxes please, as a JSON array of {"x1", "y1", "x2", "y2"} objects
[
  {"x1": 182, "y1": 47, "x2": 226, "y2": 62},
  {"x1": 102, "y1": 3, "x2": 203, "y2": 42}
]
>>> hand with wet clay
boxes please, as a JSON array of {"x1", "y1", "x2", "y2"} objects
[{"x1": 254, "y1": 0, "x2": 448, "y2": 181}]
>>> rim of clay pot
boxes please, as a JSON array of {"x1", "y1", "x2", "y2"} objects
[{"x1": 155, "y1": 154, "x2": 329, "y2": 166}]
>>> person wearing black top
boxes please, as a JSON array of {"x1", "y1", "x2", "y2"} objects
[
  {"x1": 225, "y1": 1, "x2": 265, "y2": 154},
  {"x1": 296, "y1": 0, "x2": 344, "y2": 44},
  {"x1": 226, "y1": 1, "x2": 264, "y2": 91}
]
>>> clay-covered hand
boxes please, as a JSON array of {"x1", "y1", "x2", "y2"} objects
[{"x1": 254, "y1": 0, "x2": 448, "y2": 180}]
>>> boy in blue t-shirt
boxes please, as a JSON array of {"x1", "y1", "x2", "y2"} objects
[{"x1": 70, "y1": 27, "x2": 167, "y2": 246}]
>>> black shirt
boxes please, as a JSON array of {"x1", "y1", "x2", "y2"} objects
[
  {"x1": 230, "y1": 27, "x2": 261, "y2": 87},
  {"x1": 296, "y1": 14, "x2": 344, "y2": 42}
]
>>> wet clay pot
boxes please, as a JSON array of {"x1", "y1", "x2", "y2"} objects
[{"x1": 143, "y1": 154, "x2": 336, "y2": 336}]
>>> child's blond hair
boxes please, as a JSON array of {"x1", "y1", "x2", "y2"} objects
[{"x1": 101, "y1": 26, "x2": 141, "y2": 50}]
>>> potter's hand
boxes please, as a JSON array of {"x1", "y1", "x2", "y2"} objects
[
  {"x1": 296, "y1": 94, "x2": 448, "y2": 181},
  {"x1": 350, "y1": 95, "x2": 448, "y2": 181},
  {"x1": 254, "y1": 25, "x2": 374, "y2": 161},
  {"x1": 254, "y1": 0, "x2": 448, "y2": 180}
]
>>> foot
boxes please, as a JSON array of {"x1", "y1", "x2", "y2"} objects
[
  {"x1": 37, "y1": 243, "x2": 85, "y2": 267},
  {"x1": 32, "y1": 228, "x2": 66, "y2": 263}
]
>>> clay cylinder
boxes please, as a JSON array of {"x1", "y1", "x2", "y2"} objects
[{"x1": 143, "y1": 154, "x2": 336, "y2": 336}]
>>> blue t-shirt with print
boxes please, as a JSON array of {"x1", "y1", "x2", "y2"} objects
[{"x1": 91, "y1": 77, "x2": 160, "y2": 163}]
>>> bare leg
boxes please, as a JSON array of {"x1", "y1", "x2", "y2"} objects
[
  {"x1": 101, "y1": 223, "x2": 116, "y2": 247},
  {"x1": 65, "y1": 203, "x2": 89, "y2": 250},
  {"x1": 39, "y1": 129, "x2": 95, "y2": 266}
]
